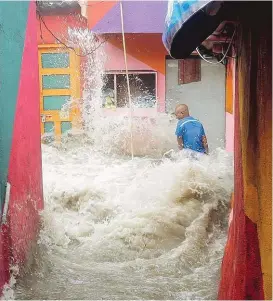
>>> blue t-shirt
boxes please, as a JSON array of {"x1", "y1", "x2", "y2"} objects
[{"x1": 175, "y1": 116, "x2": 206, "y2": 153}]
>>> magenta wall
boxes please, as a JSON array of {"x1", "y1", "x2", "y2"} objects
[
  {"x1": 7, "y1": 0, "x2": 43, "y2": 265},
  {"x1": 0, "y1": 2, "x2": 43, "y2": 293}
]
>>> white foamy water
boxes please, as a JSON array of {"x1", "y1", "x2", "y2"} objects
[
  {"x1": 11, "y1": 28, "x2": 233, "y2": 300},
  {"x1": 13, "y1": 142, "x2": 233, "y2": 300}
]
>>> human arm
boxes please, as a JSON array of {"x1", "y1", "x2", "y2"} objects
[
  {"x1": 202, "y1": 135, "x2": 209, "y2": 154},
  {"x1": 175, "y1": 121, "x2": 183, "y2": 150},
  {"x1": 201, "y1": 125, "x2": 209, "y2": 154},
  {"x1": 177, "y1": 136, "x2": 183, "y2": 150}
]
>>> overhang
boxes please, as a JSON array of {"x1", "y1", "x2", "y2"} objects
[{"x1": 162, "y1": 1, "x2": 238, "y2": 59}]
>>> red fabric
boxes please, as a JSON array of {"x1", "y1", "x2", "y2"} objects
[{"x1": 218, "y1": 67, "x2": 264, "y2": 300}]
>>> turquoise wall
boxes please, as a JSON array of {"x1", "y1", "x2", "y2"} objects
[{"x1": 0, "y1": 1, "x2": 30, "y2": 210}]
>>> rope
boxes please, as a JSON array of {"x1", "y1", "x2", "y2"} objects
[{"x1": 120, "y1": 0, "x2": 134, "y2": 159}]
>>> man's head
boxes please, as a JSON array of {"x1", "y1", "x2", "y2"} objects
[{"x1": 175, "y1": 104, "x2": 189, "y2": 120}]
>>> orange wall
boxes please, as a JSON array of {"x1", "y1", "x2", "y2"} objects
[
  {"x1": 225, "y1": 59, "x2": 233, "y2": 114},
  {"x1": 104, "y1": 33, "x2": 167, "y2": 75},
  {"x1": 37, "y1": 14, "x2": 87, "y2": 45}
]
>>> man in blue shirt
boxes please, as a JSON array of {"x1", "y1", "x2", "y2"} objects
[{"x1": 175, "y1": 104, "x2": 209, "y2": 154}]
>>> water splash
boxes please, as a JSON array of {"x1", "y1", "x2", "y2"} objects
[
  {"x1": 67, "y1": 28, "x2": 106, "y2": 133},
  {"x1": 1, "y1": 266, "x2": 19, "y2": 301},
  {"x1": 60, "y1": 28, "x2": 177, "y2": 157},
  {"x1": 14, "y1": 145, "x2": 233, "y2": 300},
  {"x1": 13, "y1": 28, "x2": 233, "y2": 300}
]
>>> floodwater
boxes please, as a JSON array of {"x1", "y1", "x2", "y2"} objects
[
  {"x1": 3, "y1": 29, "x2": 233, "y2": 300},
  {"x1": 11, "y1": 138, "x2": 233, "y2": 300}
]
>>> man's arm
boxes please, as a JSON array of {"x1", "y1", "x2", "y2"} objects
[
  {"x1": 202, "y1": 135, "x2": 209, "y2": 154},
  {"x1": 177, "y1": 136, "x2": 183, "y2": 150},
  {"x1": 175, "y1": 121, "x2": 184, "y2": 150}
]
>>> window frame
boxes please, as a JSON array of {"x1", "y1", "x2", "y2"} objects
[
  {"x1": 103, "y1": 70, "x2": 158, "y2": 108},
  {"x1": 38, "y1": 44, "x2": 81, "y2": 139}
]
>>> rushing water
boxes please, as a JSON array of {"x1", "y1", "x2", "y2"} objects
[
  {"x1": 11, "y1": 140, "x2": 233, "y2": 300},
  {"x1": 3, "y1": 28, "x2": 234, "y2": 300}
]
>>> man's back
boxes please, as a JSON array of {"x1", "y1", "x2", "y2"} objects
[{"x1": 175, "y1": 116, "x2": 206, "y2": 153}]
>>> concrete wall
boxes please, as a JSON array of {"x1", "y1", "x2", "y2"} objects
[
  {"x1": 0, "y1": 2, "x2": 43, "y2": 294},
  {"x1": 8, "y1": 1, "x2": 43, "y2": 266},
  {"x1": 0, "y1": 3, "x2": 29, "y2": 209},
  {"x1": 165, "y1": 58, "x2": 226, "y2": 151}
]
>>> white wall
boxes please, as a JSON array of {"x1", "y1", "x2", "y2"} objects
[{"x1": 166, "y1": 58, "x2": 226, "y2": 151}]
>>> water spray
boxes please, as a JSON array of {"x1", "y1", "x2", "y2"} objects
[{"x1": 120, "y1": 0, "x2": 134, "y2": 160}]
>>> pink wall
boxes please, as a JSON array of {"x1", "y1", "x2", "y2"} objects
[
  {"x1": 0, "y1": 2, "x2": 43, "y2": 292},
  {"x1": 102, "y1": 42, "x2": 165, "y2": 116},
  {"x1": 0, "y1": 226, "x2": 10, "y2": 293}
]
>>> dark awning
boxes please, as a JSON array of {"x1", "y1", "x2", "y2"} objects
[{"x1": 162, "y1": 1, "x2": 229, "y2": 59}]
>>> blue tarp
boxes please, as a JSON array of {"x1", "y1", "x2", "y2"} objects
[{"x1": 162, "y1": 0, "x2": 212, "y2": 55}]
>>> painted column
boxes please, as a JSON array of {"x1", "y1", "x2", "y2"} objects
[
  {"x1": 0, "y1": 1, "x2": 43, "y2": 293},
  {"x1": 0, "y1": 2, "x2": 29, "y2": 209},
  {"x1": 218, "y1": 4, "x2": 272, "y2": 298}
]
